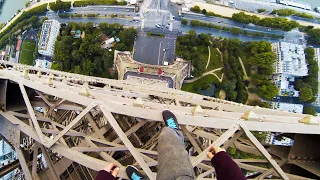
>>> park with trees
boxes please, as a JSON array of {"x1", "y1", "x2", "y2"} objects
[
  {"x1": 178, "y1": 30, "x2": 278, "y2": 104},
  {"x1": 51, "y1": 22, "x2": 137, "y2": 78}
]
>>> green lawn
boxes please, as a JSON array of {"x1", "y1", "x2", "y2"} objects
[
  {"x1": 20, "y1": 40, "x2": 36, "y2": 65},
  {"x1": 182, "y1": 74, "x2": 220, "y2": 94},
  {"x1": 207, "y1": 48, "x2": 222, "y2": 71}
]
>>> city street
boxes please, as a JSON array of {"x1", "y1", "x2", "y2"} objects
[
  {"x1": 141, "y1": 0, "x2": 173, "y2": 29},
  {"x1": 56, "y1": 17, "x2": 141, "y2": 27},
  {"x1": 67, "y1": 6, "x2": 136, "y2": 16},
  {"x1": 36, "y1": 0, "x2": 306, "y2": 46}
]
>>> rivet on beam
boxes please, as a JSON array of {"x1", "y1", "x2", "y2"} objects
[
  {"x1": 49, "y1": 73, "x2": 55, "y2": 79},
  {"x1": 79, "y1": 87, "x2": 90, "y2": 97},
  {"x1": 83, "y1": 82, "x2": 89, "y2": 88},
  {"x1": 241, "y1": 111, "x2": 260, "y2": 121},
  {"x1": 62, "y1": 76, "x2": 68, "y2": 84},
  {"x1": 133, "y1": 97, "x2": 144, "y2": 108},
  {"x1": 23, "y1": 69, "x2": 29, "y2": 79},
  {"x1": 192, "y1": 105, "x2": 203, "y2": 115},
  {"x1": 48, "y1": 77, "x2": 54, "y2": 86},
  {"x1": 214, "y1": 106, "x2": 222, "y2": 111},
  {"x1": 37, "y1": 71, "x2": 42, "y2": 78},
  {"x1": 299, "y1": 116, "x2": 319, "y2": 125}
]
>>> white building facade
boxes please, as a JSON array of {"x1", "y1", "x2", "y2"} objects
[
  {"x1": 38, "y1": 20, "x2": 60, "y2": 57},
  {"x1": 313, "y1": 48, "x2": 320, "y2": 106},
  {"x1": 271, "y1": 42, "x2": 308, "y2": 97}
]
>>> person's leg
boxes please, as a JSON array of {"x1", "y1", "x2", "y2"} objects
[{"x1": 156, "y1": 112, "x2": 195, "y2": 180}]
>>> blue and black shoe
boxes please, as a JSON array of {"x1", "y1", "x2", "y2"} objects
[
  {"x1": 126, "y1": 165, "x2": 147, "y2": 180},
  {"x1": 162, "y1": 110, "x2": 179, "y2": 130}
]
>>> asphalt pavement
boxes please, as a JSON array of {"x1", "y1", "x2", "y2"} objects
[
  {"x1": 67, "y1": 6, "x2": 136, "y2": 16},
  {"x1": 56, "y1": 17, "x2": 140, "y2": 27},
  {"x1": 133, "y1": 29, "x2": 176, "y2": 65}
]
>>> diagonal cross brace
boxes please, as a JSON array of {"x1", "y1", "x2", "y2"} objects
[
  {"x1": 47, "y1": 102, "x2": 97, "y2": 147},
  {"x1": 240, "y1": 123, "x2": 289, "y2": 180},
  {"x1": 100, "y1": 105, "x2": 156, "y2": 180},
  {"x1": 191, "y1": 123, "x2": 240, "y2": 167},
  {"x1": 19, "y1": 82, "x2": 46, "y2": 145}
]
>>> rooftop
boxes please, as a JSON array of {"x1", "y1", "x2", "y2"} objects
[
  {"x1": 39, "y1": 21, "x2": 53, "y2": 51},
  {"x1": 273, "y1": 102, "x2": 303, "y2": 114},
  {"x1": 273, "y1": 42, "x2": 308, "y2": 77}
]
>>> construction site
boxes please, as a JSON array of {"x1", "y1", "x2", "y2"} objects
[{"x1": 0, "y1": 60, "x2": 320, "y2": 180}]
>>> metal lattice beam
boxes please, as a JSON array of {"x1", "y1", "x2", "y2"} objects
[{"x1": 1, "y1": 61, "x2": 320, "y2": 180}]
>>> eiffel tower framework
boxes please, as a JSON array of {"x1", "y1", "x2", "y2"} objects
[{"x1": 1, "y1": 60, "x2": 320, "y2": 180}]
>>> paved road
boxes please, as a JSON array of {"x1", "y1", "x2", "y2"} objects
[
  {"x1": 55, "y1": 17, "x2": 141, "y2": 27},
  {"x1": 133, "y1": 29, "x2": 176, "y2": 65},
  {"x1": 66, "y1": 6, "x2": 136, "y2": 16},
  {"x1": 141, "y1": 0, "x2": 173, "y2": 29}
]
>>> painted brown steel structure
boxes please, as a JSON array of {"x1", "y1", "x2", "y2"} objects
[{"x1": 0, "y1": 60, "x2": 320, "y2": 180}]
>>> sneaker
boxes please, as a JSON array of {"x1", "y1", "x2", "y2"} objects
[
  {"x1": 162, "y1": 110, "x2": 179, "y2": 130},
  {"x1": 126, "y1": 165, "x2": 146, "y2": 180}
]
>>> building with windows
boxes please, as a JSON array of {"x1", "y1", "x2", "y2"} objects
[
  {"x1": 264, "y1": 132, "x2": 294, "y2": 147},
  {"x1": 271, "y1": 42, "x2": 308, "y2": 97},
  {"x1": 38, "y1": 20, "x2": 60, "y2": 57}
]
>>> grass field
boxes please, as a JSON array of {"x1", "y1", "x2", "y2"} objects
[
  {"x1": 182, "y1": 74, "x2": 220, "y2": 94},
  {"x1": 20, "y1": 40, "x2": 36, "y2": 65},
  {"x1": 207, "y1": 48, "x2": 222, "y2": 71}
]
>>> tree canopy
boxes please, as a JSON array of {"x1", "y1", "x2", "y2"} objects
[
  {"x1": 307, "y1": 29, "x2": 320, "y2": 45},
  {"x1": 256, "y1": 82, "x2": 279, "y2": 100},
  {"x1": 231, "y1": 12, "x2": 299, "y2": 31},
  {"x1": 303, "y1": 106, "x2": 317, "y2": 116},
  {"x1": 49, "y1": 0, "x2": 71, "y2": 11},
  {"x1": 52, "y1": 22, "x2": 136, "y2": 78},
  {"x1": 190, "y1": 6, "x2": 201, "y2": 13},
  {"x1": 299, "y1": 85, "x2": 313, "y2": 102},
  {"x1": 295, "y1": 47, "x2": 318, "y2": 102},
  {"x1": 181, "y1": 19, "x2": 188, "y2": 25},
  {"x1": 176, "y1": 30, "x2": 210, "y2": 77}
]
